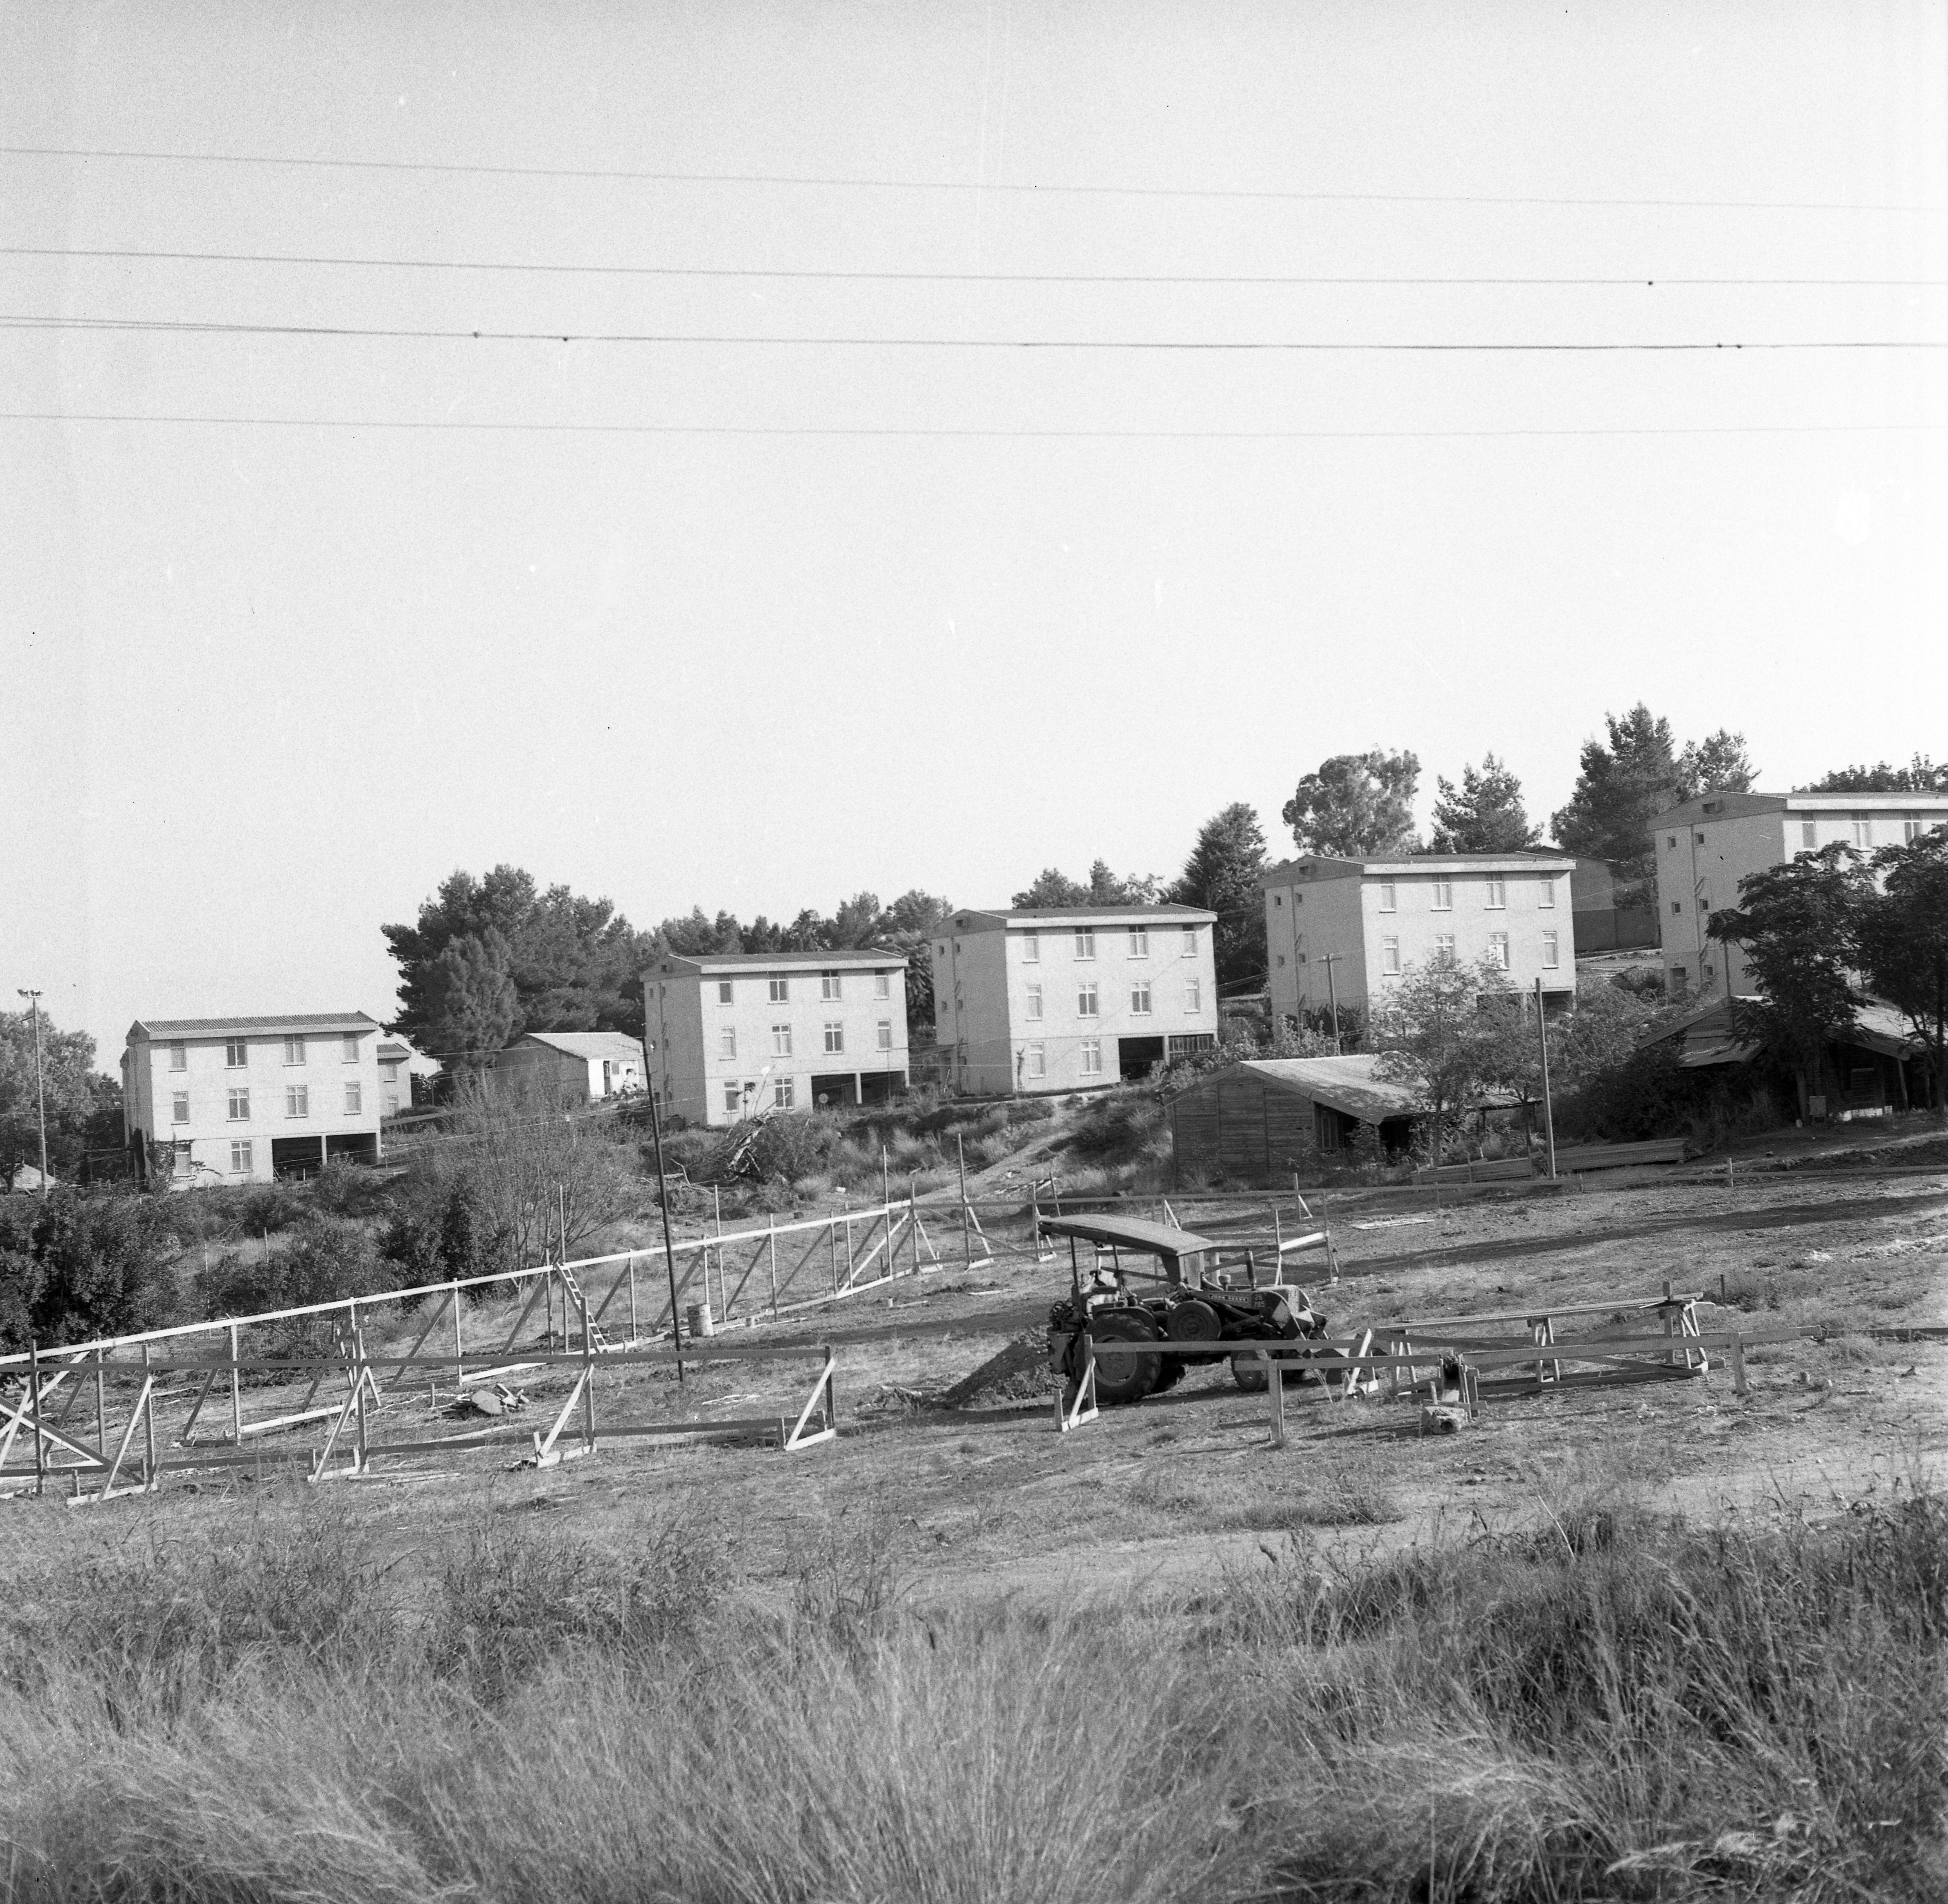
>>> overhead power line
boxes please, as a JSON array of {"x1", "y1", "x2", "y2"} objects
[
  {"x1": 4, "y1": 314, "x2": 1943, "y2": 350},
  {"x1": 4, "y1": 411, "x2": 1940, "y2": 440},
  {"x1": 5, "y1": 244, "x2": 1943, "y2": 289},
  {"x1": 3, "y1": 144, "x2": 1940, "y2": 215}
]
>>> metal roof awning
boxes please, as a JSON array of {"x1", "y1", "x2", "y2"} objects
[{"x1": 1038, "y1": 1213, "x2": 1224, "y2": 1258}]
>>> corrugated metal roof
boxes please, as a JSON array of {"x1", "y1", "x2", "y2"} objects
[
  {"x1": 511, "y1": 1031, "x2": 645, "y2": 1062},
  {"x1": 130, "y1": 1011, "x2": 383, "y2": 1040},
  {"x1": 1645, "y1": 996, "x2": 1921, "y2": 1067},
  {"x1": 1238, "y1": 1055, "x2": 1423, "y2": 1123}
]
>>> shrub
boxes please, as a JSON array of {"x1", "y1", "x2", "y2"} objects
[
  {"x1": 1066, "y1": 1094, "x2": 1164, "y2": 1162},
  {"x1": 194, "y1": 1217, "x2": 399, "y2": 1323},
  {"x1": 0, "y1": 1189, "x2": 183, "y2": 1351}
]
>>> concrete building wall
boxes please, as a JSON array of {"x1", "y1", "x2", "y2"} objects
[
  {"x1": 645, "y1": 961, "x2": 907, "y2": 1127},
  {"x1": 123, "y1": 1024, "x2": 383, "y2": 1185}
]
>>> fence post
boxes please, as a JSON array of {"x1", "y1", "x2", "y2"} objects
[
  {"x1": 94, "y1": 1350, "x2": 106, "y2": 1470},
  {"x1": 628, "y1": 1254, "x2": 640, "y2": 1345},
  {"x1": 229, "y1": 1323, "x2": 243, "y2": 1445},
  {"x1": 581, "y1": 1291, "x2": 596, "y2": 1452},
  {"x1": 352, "y1": 1312, "x2": 370, "y2": 1475},
  {"x1": 768, "y1": 1214, "x2": 779, "y2": 1316},
  {"x1": 451, "y1": 1282, "x2": 464, "y2": 1381},
  {"x1": 27, "y1": 1336, "x2": 44, "y2": 1498},
  {"x1": 141, "y1": 1342, "x2": 156, "y2": 1490},
  {"x1": 958, "y1": 1133, "x2": 971, "y2": 1268}
]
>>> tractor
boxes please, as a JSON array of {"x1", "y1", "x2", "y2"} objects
[{"x1": 1042, "y1": 1212, "x2": 1341, "y2": 1405}]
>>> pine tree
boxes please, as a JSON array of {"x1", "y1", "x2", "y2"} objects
[
  {"x1": 1430, "y1": 754, "x2": 1540, "y2": 853},
  {"x1": 1171, "y1": 803, "x2": 1268, "y2": 991}
]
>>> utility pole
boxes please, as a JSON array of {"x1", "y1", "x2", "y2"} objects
[
  {"x1": 16, "y1": 990, "x2": 48, "y2": 1195},
  {"x1": 643, "y1": 1040, "x2": 685, "y2": 1384},
  {"x1": 1534, "y1": 977, "x2": 1558, "y2": 1180},
  {"x1": 1320, "y1": 956, "x2": 1343, "y2": 1051}
]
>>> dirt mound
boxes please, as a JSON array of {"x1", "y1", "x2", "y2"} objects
[{"x1": 938, "y1": 1330, "x2": 1059, "y2": 1408}]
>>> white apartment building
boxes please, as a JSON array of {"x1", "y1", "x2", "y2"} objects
[
  {"x1": 1258, "y1": 854, "x2": 1579, "y2": 1026},
  {"x1": 930, "y1": 905, "x2": 1219, "y2": 1096},
  {"x1": 1650, "y1": 790, "x2": 1948, "y2": 999},
  {"x1": 642, "y1": 950, "x2": 909, "y2": 1127},
  {"x1": 122, "y1": 1012, "x2": 387, "y2": 1185}
]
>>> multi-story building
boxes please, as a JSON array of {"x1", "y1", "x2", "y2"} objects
[
  {"x1": 641, "y1": 950, "x2": 909, "y2": 1126},
  {"x1": 122, "y1": 1011, "x2": 387, "y2": 1185},
  {"x1": 1258, "y1": 853, "x2": 1579, "y2": 1028},
  {"x1": 929, "y1": 904, "x2": 1219, "y2": 1095},
  {"x1": 1649, "y1": 790, "x2": 1948, "y2": 999},
  {"x1": 377, "y1": 1040, "x2": 414, "y2": 1119}
]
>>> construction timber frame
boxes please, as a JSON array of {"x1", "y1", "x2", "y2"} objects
[{"x1": 0, "y1": 1193, "x2": 928, "y2": 1504}]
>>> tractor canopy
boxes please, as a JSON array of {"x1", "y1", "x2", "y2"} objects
[{"x1": 1038, "y1": 1213, "x2": 1227, "y2": 1291}]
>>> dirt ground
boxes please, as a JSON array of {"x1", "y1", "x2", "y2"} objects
[{"x1": 16, "y1": 1156, "x2": 1944, "y2": 1621}]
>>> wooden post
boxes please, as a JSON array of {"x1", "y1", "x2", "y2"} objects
[
  {"x1": 351, "y1": 1314, "x2": 370, "y2": 1474},
  {"x1": 580, "y1": 1292, "x2": 596, "y2": 1452},
  {"x1": 627, "y1": 1254, "x2": 640, "y2": 1345},
  {"x1": 1729, "y1": 1331, "x2": 1748, "y2": 1397},
  {"x1": 1534, "y1": 977, "x2": 1558, "y2": 1179},
  {"x1": 1262, "y1": 1348, "x2": 1285, "y2": 1449},
  {"x1": 1663, "y1": 1278, "x2": 1677, "y2": 1366},
  {"x1": 767, "y1": 1214, "x2": 779, "y2": 1315},
  {"x1": 94, "y1": 1350, "x2": 106, "y2": 1467},
  {"x1": 452, "y1": 1282, "x2": 465, "y2": 1380},
  {"x1": 140, "y1": 1343, "x2": 156, "y2": 1490},
  {"x1": 27, "y1": 1336, "x2": 44, "y2": 1498},
  {"x1": 958, "y1": 1134, "x2": 971, "y2": 1268},
  {"x1": 229, "y1": 1323, "x2": 243, "y2": 1445}
]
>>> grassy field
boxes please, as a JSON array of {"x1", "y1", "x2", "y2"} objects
[{"x1": 4, "y1": 1160, "x2": 1946, "y2": 1901}]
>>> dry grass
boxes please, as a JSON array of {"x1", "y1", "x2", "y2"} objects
[{"x1": 3, "y1": 1476, "x2": 1945, "y2": 1903}]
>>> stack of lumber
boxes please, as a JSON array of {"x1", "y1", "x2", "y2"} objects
[
  {"x1": 1552, "y1": 1137, "x2": 1686, "y2": 1171},
  {"x1": 1411, "y1": 1157, "x2": 1535, "y2": 1187}
]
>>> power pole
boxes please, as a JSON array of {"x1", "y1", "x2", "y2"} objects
[
  {"x1": 1320, "y1": 955, "x2": 1343, "y2": 1051},
  {"x1": 16, "y1": 990, "x2": 48, "y2": 1195},
  {"x1": 1534, "y1": 977, "x2": 1558, "y2": 1180},
  {"x1": 643, "y1": 1041, "x2": 685, "y2": 1384}
]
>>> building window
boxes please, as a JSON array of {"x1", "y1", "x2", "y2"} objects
[
  {"x1": 1021, "y1": 932, "x2": 1039, "y2": 963},
  {"x1": 1668, "y1": 835, "x2": 1678, "y2": 849},
  {"x1": 286, "y1": 1085, "x2": 309, "y2": 1118},
  {"x1": 1671, "y1": 900, "x2": 1683, "y2": 915},
  {"x1": 1381, "y1": 936, "x2": 1401, "y2": 976},
  {"x1": 724, "y1": 1082, "x2": 742, "y2": 1114},
  {"x1": 1489, "y1": 932, "x2": 1511, "y2": 971},
  {"x1": 1183, "y1": 926, "x2": 1198, "y2": 951},
  {"x1": 382, "y1": 1061, "x2": 399, "y2": 1083},
  {"x1": 719, "y1": 1026, "x2": 737, "y2": 1059},
  {"x1": 284, "y1": 1037, "x2": 306, "y2": 1065},
  {"x1": 1272, "y1": 892, "x2": 1282, "y2": 908},
  {"x1": 769, "y1": 976, "x2": 789, "y2": 1004},
  {"x1": 1431, "y1": 880, "x2": 1453, "y2": 911},
  {"x1": 1801, "y1": 821, "x2": 1817, "y2": 849},
  {"x1": 1853, "y1": 816, "x2": 1872, "y2": 848},
  {"x1": 383, "y1": 1093, "x2": 400, "y2": 1117},
  {"x1": 168, "y1": 1041, "x2": 187, "y2": 1072},
  {"x1": 171, "y1": 1092, "x2": 190, "y2": 1125},
  {"x1": 1275, "y1": 955, "x2": 1285, "y2": 968},
  {"x1": 227, "y1": 1088, "x2": 250, "y2": 1121},
  {"x1": 1026, "y1": 1042, "x2": 1046, "y2": 1080},
  {"x1": 1185, "y1": 978, "x2": 1202, "y2": 1012},
  {"x1": 1080, "y1": 1039, "x2": 1103, "y2": 1077},
  {"x1": 718, "y1": 980, "x2": 734, "y2": 1006},
  {"x1": 1485, "y1": 878, "x2": 1507, "y2": 909},
  {"x1": 1543, "y1": 930, "x2": 1560, "y2": 969},
  {"x1": 1131, "y1": 982, "x2": 1152, "y2": 1015},
  {"x1": 226, "y1": 1039, "x2": 248, "y2": 1067},
  {"x1": 230, "y1": 1140, "x2": 252, "y2": 1174},
  {"x1": 874, "y1": 972, "x2": 891, "y2": 999},
  {"x1": 1905, "y1": 818, "x2": 1930, "y2": 843},
  {"x1": 821, "y1": 970, "x2": 842, "y2": 1000},
  {"x1": 1539, "y1": 879, "x2": 1556, "y2": 910},
  {"x1": 1377, "y1": 882, "x2": 1396, "y2": 913},
  {"x1": 824, "y1": 1022, "x2": 844, "y2": 1054},
  {"x1": 772, "y1": 1024, "x2": 793, "y2": 1057},
  {"x1": 1077, "y1": 983, "x2": 1099, "y2": 1018},
  {"x1": 344, "y1": 1083, "x2": 362, "y2": 1115},
  {"x1": 876, "y1": 1021, "x2": 893, "y2": 1052},
  {"x1": 1128, "y1": 926, "x2": 1149, "y2": 957},
  {"x1": 773, "y1": 1077, "x2": 795, "y2": 1110},
  {"x1": 1671, "y1": 965, "x2": 1689, "y2": 991},
  {"x1": 1074, "y1": 929, "x2": 1096, "y2": 960},
  {"x1": 1025, "y1": 984, "x2": 1043, "y2": 1021},
  {"x1": 342, "y1": 1033, "x2": 359, "y2": 1061},
  {"x1": 1434, "y1": 935, "x2": 1456, "y2": 965}
]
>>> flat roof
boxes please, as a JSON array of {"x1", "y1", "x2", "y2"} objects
[
  {"x1": 1648, "y1": 791, "x2": 1948, "y2": 828},
  {"x1": 951, "y1": 904, "x2": 1216, "y2": 931},
  {"x1": 1038, "y1": 1214, "x2": 1225, "y2": 1257},
  {"x1": 130, "y1": 1011, "x2": 383, "y2": 1041},
  {"x1": 1258, "y1": 852, "x2": 1573, "y2": 886},
  {"x1": 647, "y1": 950, "x2": 906, "y2": 975}
]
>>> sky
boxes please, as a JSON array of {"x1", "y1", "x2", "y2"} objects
[{"x1": 3, "y1": 2, "x2": 1944, "y2": 1069}]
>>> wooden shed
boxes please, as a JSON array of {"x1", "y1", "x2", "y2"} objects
[{"x1": 1166, "y1": 1056, "x2": 1421, "y2": 1184}]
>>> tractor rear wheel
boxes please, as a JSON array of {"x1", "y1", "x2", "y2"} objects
[{"x1": 1089, "y1": 1310, "x2": 1164, "y2": 1405}]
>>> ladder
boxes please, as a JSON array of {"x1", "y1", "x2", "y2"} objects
[{"x1": 556, "y1": 1262, "x2": 612, "y2": 1353}]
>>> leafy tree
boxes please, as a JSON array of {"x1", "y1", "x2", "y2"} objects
[
  {"x1": 1676, "y1": 730, "x2": 1758, "y2": 801},
  {"x1": 1011, "y1": 862, "x2": 1160, "y2": 908},
  {"x1": 386, "y1": 867, "x2": 655, "y2": 1052},
  {"x1": 879, "y1": 890, "x2": 954, "y2": 1028},
  {"x1": 0, "y1": 1011, "x2": 122, "y2": 1186},
  {"x1": 0, "y1": 1191, "x2": 183, "y2": 1351},
  {"x1": 1371, "y1": 956, "x2": 1512, "y2": 1161},
  {"x1": 1550, "y1": 707, "x2": 1753, "y2": 907},
  {"x1": 1171, "y1": 803, "x2": 1268, "y2": 991},
  {"x1": 1430, "y1": 754, "x2": 1539, "y2": 853},
  {"x1": 418, "y1": 928, "x2": 520, "y2": 1061},
  {"x1": 1800, "y1": 755, "x2": 1947, "y2": 794},
  {"x1": 1282, "y1": 750, "x2": 1421, "y2": 857},
  {"x1": 1858, "y1": 826, "x2": 1948, "y2": 1115},
  {"x1": 1706, "y1": 843, "x2": 1871, "y2": 1115}
]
